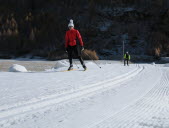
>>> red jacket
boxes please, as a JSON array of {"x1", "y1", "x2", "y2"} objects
[{"x1": 65, "y1": 29, "x2": 84, "y2": 48}]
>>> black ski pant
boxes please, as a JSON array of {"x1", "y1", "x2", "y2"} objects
[
  {"x1": 124, "y1": 59, "x2": 129, "y2": 66},
  {"x1": 67, "y1": 45, "x2": 84, "y2": 66}
]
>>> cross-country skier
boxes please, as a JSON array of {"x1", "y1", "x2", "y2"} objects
[
  {"x1": 124, "y1": 52, "x2": 130, "y2": 66},
  {"x1": 65, "y1": 19, "x2": 87, "y2": 71}
]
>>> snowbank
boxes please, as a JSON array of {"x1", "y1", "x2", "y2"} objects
[
  {"x1": 9, "y1": 64, "x2": 28, "y2": 72},
  {"x1": 151, "y1": 62, "x2": 156, "y2": 66},
  {"x1": 53, "y1": 60, "x2": 69, "y2": 69}
]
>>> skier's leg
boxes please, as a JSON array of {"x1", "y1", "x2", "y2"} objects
[
  {"x1": 79, "y1": 56, "x2": 87, "y2": 70},
  {"x1": 127, "y1": 59, "x2": 129, "y2": 66},
  {"x1": 74, "y1": 46, "x2": 86, "y2": 69},
  {"x1": 78, "y1": 56, "x2": 84, "y2": 66},
  {"x1": 124, "y1": 59, "x2": 126, "y2": 66},
  {"x1": 68, "y1": 46, "x2": 73, "y2": 70}
]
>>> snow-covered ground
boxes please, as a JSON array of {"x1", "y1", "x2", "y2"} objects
[{"x1": 0, "y1": 60, "x2": 169, "y2": 128}]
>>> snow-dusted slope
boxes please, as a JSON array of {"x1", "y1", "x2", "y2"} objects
[{"x1": 0, "y1": 61, "x2": 168, "y2": 128}]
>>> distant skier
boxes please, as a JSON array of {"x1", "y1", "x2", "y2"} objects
[
  {"x1": 65, "y1": 19, "x2": 87, "y2": 71},
  {"x1": 124, "y1": 52, "x2": 130, "y2": 66}
]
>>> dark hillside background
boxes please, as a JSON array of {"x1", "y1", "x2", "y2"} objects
[{"x1": 0, "y1": 0, "x2": 169, "y2": 60}]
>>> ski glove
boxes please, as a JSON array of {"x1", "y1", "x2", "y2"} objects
[{"x1": 81, "y1": 46, "x2": 84, "y2": 51}]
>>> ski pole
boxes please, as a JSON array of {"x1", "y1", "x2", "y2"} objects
[
  {"x1": 83, "y1": 51, "x2": 101, "y2": 69},
  {"x1": 73, "y1": 60, "x2": 79, "y2": 69}
]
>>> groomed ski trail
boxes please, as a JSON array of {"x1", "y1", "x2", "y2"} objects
[
  {"x1": 0, "y1": 65, "x2": 143, "y2": 125},
  {"x1": 55, "y1": 65, "x2": 162, "y2": 128},
  {"x1": 0, "y1": 64, "x2": 166, "y2": 128},
  {"x1": 91, "y1": 68, "x2": 169, "y2": 128},
  {"x1": 0, "y1": 65, "x2": 140, "y2": 112}
]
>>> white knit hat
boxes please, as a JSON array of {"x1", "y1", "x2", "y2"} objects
[{"x1": 68, "y1": 19, "x2": 74, "y2": 27}]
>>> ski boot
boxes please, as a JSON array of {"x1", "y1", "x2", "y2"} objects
[
  {"x1": 68, "y1": 65, "x2": 73, "y2": 71},
  {"x1": 83, "y1": 65, "x2": 87, "y2": 71}
]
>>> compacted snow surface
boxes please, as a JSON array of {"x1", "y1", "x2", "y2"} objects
[{"x1": 0, "y1": 60, "x2": 169, "y2": 128}]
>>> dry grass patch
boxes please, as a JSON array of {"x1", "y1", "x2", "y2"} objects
[{"x1": 82, "y1": 49, "x2": 99, "y2": 60}]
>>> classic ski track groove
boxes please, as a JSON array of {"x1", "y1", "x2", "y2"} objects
[
  {"x1": 91, "y1": 69, "x2": 169, "y2": 128},
  {"x1": 80, "y1": 66, "x2": 162, "y2": 128},
  {"x1": 0, "y1": 64, "x2": 140, "y2": 112},
  {"x1": 0, "y1": 65, "x2": 143, "y2": 123}
]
